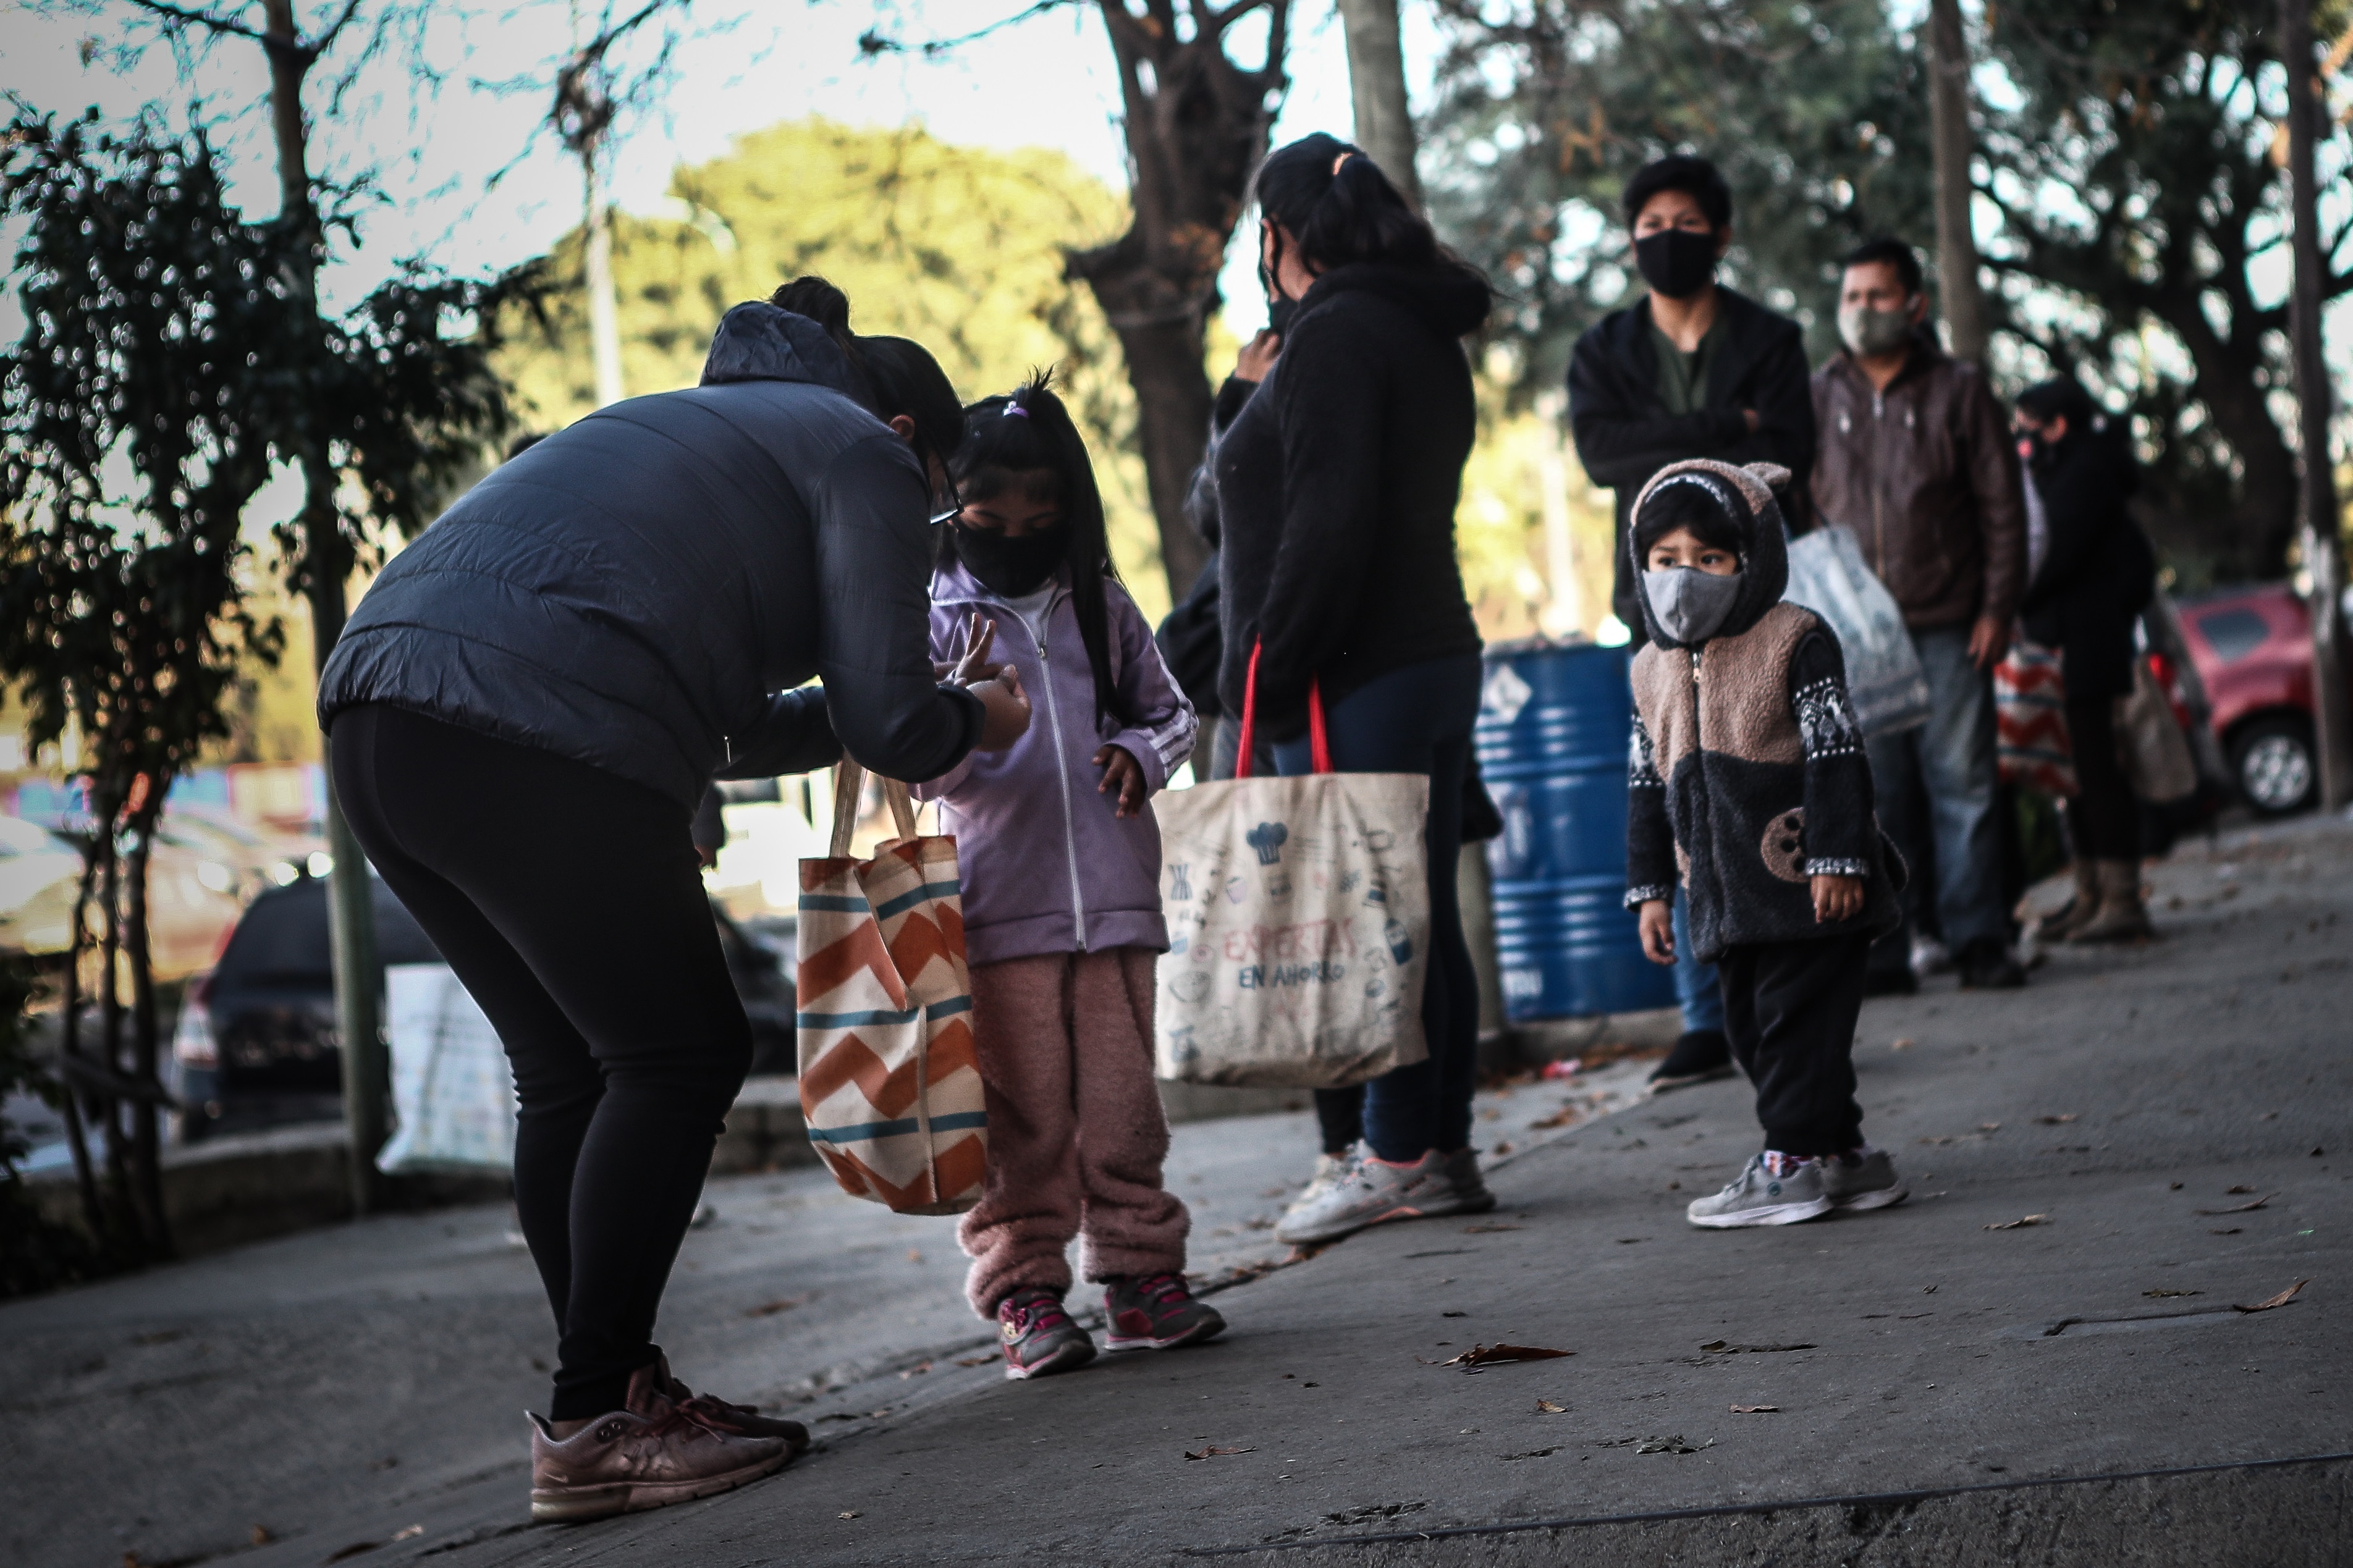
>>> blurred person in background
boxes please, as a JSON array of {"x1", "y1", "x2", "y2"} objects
[
  {"x1": 1567, "y1": 153, "x2": 1817, "y2": 1090},
  {"x1": 1811, "y1": 238, "x2": 2027, "y2": 995},
  {"x1": 2012, "y1": 377, "x2": 2156, "y2": 943}
]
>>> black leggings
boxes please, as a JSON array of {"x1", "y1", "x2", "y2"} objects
[
  {"x1": 331, "y1": 705, "x2": 751, "y2": 1419},
  {"x1": 2063, "y1": 693, "x2": 2139, "y2": 861},
  {"x1": 1718, "y1": 934, "x2": 1868, "y2": 1157}
]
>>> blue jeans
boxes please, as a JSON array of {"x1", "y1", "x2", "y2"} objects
[
  {"x1": 1272, "y1": 655, "x2": 1482, "y2": 1163},
  {"x1": 1671, "y1": 886, "x2": 1725, "y2": 1034},
  {"x1": 1864, "y1": 624, "x2": 2004, "y2": 951}
]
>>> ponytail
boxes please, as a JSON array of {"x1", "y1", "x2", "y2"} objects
[
  {"x1": 1254, "y1": 132, "x2": 1482, "y2": 295},
  {"x1": 770, "y1": 276, "x2": 966, "y2": 472}
]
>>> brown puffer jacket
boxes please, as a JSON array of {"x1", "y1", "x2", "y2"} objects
[{"x1": 1809, "y1": 337, "x2": 2026, "y2": 632}]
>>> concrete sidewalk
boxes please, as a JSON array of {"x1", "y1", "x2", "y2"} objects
[{"x1": 9, "y1": 816, "x2": 2350, "y2": 1567}]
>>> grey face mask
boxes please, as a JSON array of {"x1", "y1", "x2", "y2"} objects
[
  {"x1": 1838, "y1": 301, "x2": 1915, "y2": 357},
  {"x1": 1644, "y1": 565, "x2": 1744, "y2": 646}
]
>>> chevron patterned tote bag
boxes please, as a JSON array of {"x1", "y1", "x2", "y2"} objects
[{"x1": 796, "y1": 761, "x2": 987, "y2": 1215}]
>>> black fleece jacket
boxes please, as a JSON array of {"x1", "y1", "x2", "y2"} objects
[
  {"x1": 319, "y1": 303, "x2": 984, "y2": 806},
  {"x1": 1214, "y1": 263, "x2": 1489, "y2": 738},
  {"x1": 1568, "y1": 289, "x2": 1817, "y2": 644},
  {"x1": 2020, "y1": 423, "x2": 2153, "y2": 701}
]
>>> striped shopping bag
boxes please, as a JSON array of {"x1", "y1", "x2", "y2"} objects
[
  {"x1": 796, "y1": 760, "x2": 987, "y2": 1215},
  {"x1": 1994, "y1": 640, "x2": 2077, "y2": 798}
]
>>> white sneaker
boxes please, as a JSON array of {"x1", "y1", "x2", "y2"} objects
[
  {"x1": 1686, "y1": 1154, "x2": 1833, "y2": 1229},
  {"x1": 1273, "y1": 1150, "x2": 1451, "y2": 1246}
]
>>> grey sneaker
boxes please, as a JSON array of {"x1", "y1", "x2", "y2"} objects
[
  {"x1": 1443, "y1": 1147, "x2": 1496, "y2": 1214},
  {"x1": 995, "y1": 1289, "x2": 1097, "y2": 1381},
  {"x1": 1282, "y1": 1150, "x2": 1358, "y2": 1222},
  {"x1": 1685, "y1": 1155, "x2": 1834, "y2": 1229},
  {"x1": 1274, "y1": 1149, "x2": 1451, "y2": 1246},
  {"x1": 529, "y1": 1362, "x2": 792, "y2": 1523},
  {"x1": 1820, "y1": 1147, "x2": 1907, "y2": 1212}
]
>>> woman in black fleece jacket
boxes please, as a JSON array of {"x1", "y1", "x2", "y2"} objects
[{"x1": 1215, "y1": 133, "x2": 1494, "y2": 1246}]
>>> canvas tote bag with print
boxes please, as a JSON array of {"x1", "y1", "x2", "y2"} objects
[
  {"x1": 1153, "y1": 647, "x2": 1432, "y2": 1089},
  {"x1": 1993, "y1": 639, "x2": 2078, "y2": 798},
  {"x1": 796, "y1": 760, "x2": 987, "y2": 1215}
]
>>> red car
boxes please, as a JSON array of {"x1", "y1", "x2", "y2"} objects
[{"x1": 2174, "y1": 583, "x2": 2319, "y2": 816}]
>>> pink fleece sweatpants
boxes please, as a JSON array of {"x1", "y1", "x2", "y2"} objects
[{"x1": 957, "y1": 946, "x2": 1190, "y2": 1317}]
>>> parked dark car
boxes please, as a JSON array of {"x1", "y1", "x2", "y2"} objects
[
  {"x1": 2175, "y1": 583, "x2": 2321, "y2": 817},
  {"x1": 167, "y1": 874, "x2": 796, "y2": 1141}
]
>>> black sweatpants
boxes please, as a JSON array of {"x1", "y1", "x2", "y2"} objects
[
  {"x1": 2062, "y1": 692, "x2": 2139, "y2": 861},
  {"x1": 1716, "y1": 934, "x2": 1869, "y2": 1157},
  {"x1": 331, "y1": 704, "x2": 751, "y2": 1419}
]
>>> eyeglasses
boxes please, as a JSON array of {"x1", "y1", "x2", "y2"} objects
[{"x1": 927, "y1": 475, "x2": 965, "y2": 528}]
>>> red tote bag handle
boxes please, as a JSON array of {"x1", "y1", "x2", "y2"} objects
[{"x1": 1233, "y1": 639, "x2": 1329, "y2": 780}]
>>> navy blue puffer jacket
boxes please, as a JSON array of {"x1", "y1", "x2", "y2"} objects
[{"x1": 318, "y1": 304, "x2": 983, "y2": 806}]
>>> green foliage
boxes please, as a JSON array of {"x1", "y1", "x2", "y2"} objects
[
  {"x1": 0, "y1": 955, "x2": 95, "y2": 1299},
  {"x1": 495, "y1": 118, "x2": 1172, "y2": 617},
  {"x1": 1425, "y1": 0, "x2": 1934, "y2": 389}
]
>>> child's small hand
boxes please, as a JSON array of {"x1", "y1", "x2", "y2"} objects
[
  {"x1": 1637, "y1": 899, "x2": 1675, "y2": 964},
  {"x1": 947, "y1": 612, "x2": 1001, "y2": 686},
  {"x1": 1812, "y1": 874, "x2": 1864, "y2": 924},
  {"x1": 1094, "y1": 743, "x2": 1146, "y2": 817}
]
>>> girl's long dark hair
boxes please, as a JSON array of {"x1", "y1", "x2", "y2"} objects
[
  {"x1": 945, "y1": 369, "x2": 1129, "y2": 731},
  {"x1": 1253, "y1": 132, "x2": 1485, "y2": 295}
]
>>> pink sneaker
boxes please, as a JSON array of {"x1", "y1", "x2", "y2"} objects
[
  {"x1": 1104, "y1": 1273, "x2": 1226, "y2": 1351},
  {"x1": 997, "y1": 1288, "x2": 1098, "y2": 1380},
  {"x1": 529, "y1": 1362, "x2": 794, "y2": 1522}
]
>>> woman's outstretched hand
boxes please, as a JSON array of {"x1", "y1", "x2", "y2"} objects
[{"x1": 1094, "y1": 743, "x2": 1146, "y2": 817}]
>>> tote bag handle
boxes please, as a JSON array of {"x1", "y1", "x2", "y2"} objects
[
  {"x1": 1232, "y1": 640, "x2": 1330, "y2": 780},
  {"x1": 827, "y1": 760, "x2": 919, "y2": 858}
]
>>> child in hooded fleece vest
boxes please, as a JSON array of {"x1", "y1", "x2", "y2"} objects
[
  {"x1": 911, "y1": 373, "x2": 1222, "y2": 1378},
  {"x1": 1623, "y1": 458, "x2": 1912, "y2": 1228}
]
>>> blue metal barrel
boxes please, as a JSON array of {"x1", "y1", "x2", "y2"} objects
[{"x1": 1476, "y1": 643, "x2": 1677, "y2": 1022}]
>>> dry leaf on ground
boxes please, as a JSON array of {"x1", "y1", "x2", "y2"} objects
[
  {"x1": 2226, "y1": 1184, "x2": 2256, "y2": 1194},
  {"x1": 391, "y1": 1527, "x2": 423, "y2": 1543},
  {"x1": 1697, "y1": 1340, "x2": 1817, "y2": 1354},
  {"x1": 2195, "y1": 1192, "x2": 2277, "y2": 1215},
  {"x1": 2234, "y1": 1279, "x2": 2309, "y2": 1313},
  {"x1": 1891, "y1": 1037, "x2": 1915, "y2": 1051},
  {"x1": 1529, "y1": 1107, "x2": 1579, "y2": 1129},
  {"x1": 898, "y1": 1362, "x2": 932, "y2": 1379},
  {"x1": 2143, "y1": 1289, "x2": 2202, "y2": 1299},
  {"x1": 1634, "y1": 1435, "x2": 1714, "y2": 1454},
  {"x1": 1729, "y1": 1404, "x2": 1780, "y2": 1414},
  {"x1": 1441, "y1": 1343, "x2": 1573, "y2": 1367},
  {"x1": 1183, "y1": 1446, "x2": 1257, "y2": 1460},
  {"x1": 746, "y1": 1294, "x2": 810, "y2": 1317},
  {"x1": 2033, "y1": 1114, "x2": 2080, "y2": 1125},
  {"x1": 1464, "y1": 1223, "x2": 1524, "y2": 1233},
  {"x1": 1983, "y1": 1214, "x2": 2050, "y2": 1231},
  {"x1": 839, "y1": 1511, "x2": 862, "y2": 1520},
  {"x1": 1534, "y1": 1398, "x2": 1567, "y2": 1414},
  {"x1": 955, "y1": 1354, "x2": 996, "y2": 1367}
]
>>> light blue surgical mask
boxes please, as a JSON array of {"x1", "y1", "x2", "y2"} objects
[{"x1": 1644, "y1": 565, "x2": 1743, "y2": 645}]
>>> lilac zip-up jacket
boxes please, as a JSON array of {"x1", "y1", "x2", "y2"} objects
[{"x1": 913, "y1": 561, "x2": 1197, "y2": 966}]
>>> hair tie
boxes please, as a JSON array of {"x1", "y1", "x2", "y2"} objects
[
  {"x1": 1330, "y1": 150, "x2": 1355, "y2": 177},
  {"x1": 1003, "y1": 403, "x2": 1029, "y2": 419}
]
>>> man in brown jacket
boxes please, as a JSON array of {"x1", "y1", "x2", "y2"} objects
[{"x1": 1810, "y1": 238, "x2": 2026, "y2": 992}]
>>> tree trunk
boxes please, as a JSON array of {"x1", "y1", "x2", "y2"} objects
[
  {"x1": 1925, "y1": 0, "x2": 1988, "y2": 363},
  {"x1": 263, "y1": 0, "x2": 388, "y2": 1208},
  {"x1": 57, "y1": 852, "x2": 104, "y2": 1241},
  {"x1": 1337, "y1": 0, "x2": 1420, "y2": 207},
  {"x1": 583, "y1": 138, "x2": 626, "y2": 407},
  {"x1": 1067, "y1": 0, "x2": 1290, "y2": 604},
  {"x1": 2282, "y1": 0, "x2": 2352, "y2": 810}
]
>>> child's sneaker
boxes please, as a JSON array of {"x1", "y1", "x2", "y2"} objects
[
  {"x1": 1686, "y1": 1153, "x2": 1833, "y2": 1229},
  {"x1": 995, "y1": 1289, "x2": 1097, "y2": 1380},
  {"x1": 1103, "y1": 1273, "x2": 1226, "y2": 1351},
  {"x1": 1820, "y1": 1146, "x2": 1907, "y2": 1212},
  {"x1": 1273, "y1": 1149, "x2": 1451, "y2": 1245}
]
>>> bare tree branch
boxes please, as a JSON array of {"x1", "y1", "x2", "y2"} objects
[{"x1": 118, "y1": 0, "x2": 266, "y2": 42}]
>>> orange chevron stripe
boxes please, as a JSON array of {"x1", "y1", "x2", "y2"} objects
[
  {"x1": 824, "y1": 1145, "x2": 937, "y2": 1210},
  {"x1": 924, "y1": 1018, "x2": 978, "y2": 1083},
  {"x1": 884, "y1": 909, "x2": 962, "y2": 983},
  {"x1": 795, "y1": 919, "x2": 911, "y2": 1011},
  {"x1": 802, "y1": 858, "x2": 857, "y2": 891},
  {"x1": 801, "y1": 1032, "x2": 926, "y2": 1118},
  {"x1": 931, "y1": 1132, "x2": 986, "y2": 1201}
]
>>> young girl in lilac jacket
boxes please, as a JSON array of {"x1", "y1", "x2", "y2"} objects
[{"x1": 913, "y1": 373, "x2": 1220, "y2": 1379}]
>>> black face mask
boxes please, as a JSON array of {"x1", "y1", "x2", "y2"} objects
[
  {"x1": 1634, "y1": 228, "x2": 1719, "y2": 300},
  {"x1": 953, "y1": 522, "x2": 1067, "y2": 597},
  {"x1": 1267, "y1": 295, "x2": 1298, "y2": 337}
]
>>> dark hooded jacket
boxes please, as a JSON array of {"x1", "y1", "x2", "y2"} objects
[
  {"x1": 317, "y1": 303, "x2": 984, "y2": 806},
  {"x1": 1623, "y1": 459, "x2": 1906, "y2": 962},
  {"x1": 1214, "y1": 263, "x2": 1490, "y2": 738},
  {"x1": 1568, "y1": 287, "x2": 1819, "y2": 645},
  {"x1": 2019, "y1": 419, "x2": 2153, "y2": 701}
]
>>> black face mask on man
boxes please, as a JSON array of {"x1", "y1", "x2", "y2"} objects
[
  {"x1": 953, "y1": 522, "x2": 1068, "y2": 597},
  {"x1": 1634, "y1": 227, "x2": 1719, "y2": 301}
]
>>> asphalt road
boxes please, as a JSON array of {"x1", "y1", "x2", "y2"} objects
[{"x1": 6, "y1": 814, "x2": 2347, "y2": 1568}]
